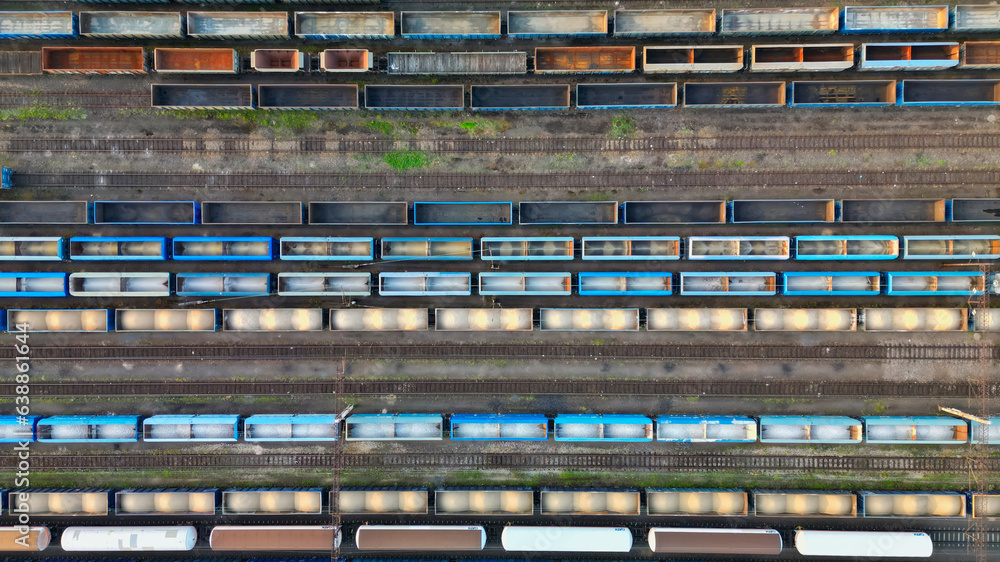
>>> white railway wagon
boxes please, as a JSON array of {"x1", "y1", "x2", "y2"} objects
[
  {"x1": 502, "y1": 526, "x2": 633, "y2": 552},
  {"x1": 862, "y1": 308, "x2": 967, "y2": 331},
  {"x1": 540, "y1": 490, "x2": 640, "y2": 515},
  {"x1": 223, "y1": 489, "x2": 324, "y2": 515},
  {"x1": 539, "y1": 308, "x2": 639, "y2": 331},
  {"x1": 330, "y1": 308, "x2": 428, "y2": 331},
  {"x1": 69, "y1": 272, "x2": 169, "y2": 297},
  {"x1": 646, "y1": 308, "x2": 747, "y2": 331},
  {"x1": 435, "y1": 489, "x2": 533, "y2": 515},
  {"x1": 21, "y1": 491, "x2": 109, "y2": 516},
  {"x1": 647, "y1": 489, "x2": 748, "y2": 516},
  {"x1": 435, "y1": 308, "x2": 533, "y2": 331},
  {"x1": 223, "y1": 308, "x2": 322, "y2": 332},
  {"x1": 115, "y1": 490, "x2": 216, "y2": 516},
  {"x1": 0, "y1": 237, "x2": 62, "y2": 260},
  {"x1": 61, "y1": 526, "x2": 196, "y2": 552},
  {"x1": 754, "y1": 491, "x2": 857, "y2": 516},
  {"x1": 795, "y1": 530, "x2": 932, "y2": 558},
  {"x1": 340, "y1": 489, "x2": 428, "y2": 514},
  {"x1": 8, "y1": 309, "x2": 108, "y2": 332},
  {"x1": 116, "y1": 309, "x2": 216, "y2": 332},
  {"x1": 278, "y1": 272, "x2": 371, "y2": 297},
  {"x1": 754, "y1": 308, "x2": 857, "y2": 331}
]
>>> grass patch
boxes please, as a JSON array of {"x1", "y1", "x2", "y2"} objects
[
  {"x1": 607, "y1": 113, "x2": 636, "y2": 139},
  {"x1": 456, "y1": 117, "x2": 508, "y2": 136},
  {"x1": 365, "y1": 119, "x2": 395, "y2": 136},
  {"x1": 0, "y1": 105, "x2": 86, "y2": 121},
  {"x1": 383, "y1": 151, "x2": 430, "y2": 170},
  {"x1": 161, "y1": 109, "x2": 316, "y2": 131}
]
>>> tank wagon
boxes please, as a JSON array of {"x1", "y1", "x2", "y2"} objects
[
  {"x1": 341, "y1": 488, "x2": 428, "y2": 514},
  {"x1": 795, "y1": 530, "x2": 933, "y2": 558},
  {"x1": 0, "y1": 526, "x2": 49, "y2": 551},
  {"x1": 356, "y1": 525, "x2": 485, "y2": 551},
  {"x1": 648, "y1": 528, "x2": 783, "y2": 555},
  {"x1": 212, "y1": 525, "x2": 340, "y2": 551},
  {"x1": 62, "y1": 526, "x2": 196, "y2": 551},
  {"x1": 503, "y1": 526, "x2": 632, "y2": 552}
]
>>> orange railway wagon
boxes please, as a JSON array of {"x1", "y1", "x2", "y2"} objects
[
  {"x1": 534, "y1": 46, "x2": 636, "y2": 74},
  {"x1": 41, "y1": 47, "x2": 145, "y2": 74},
  {"x1": 154, "y1": 48, "x2": 238, "y2": 73},
  {"x1": 0, "y1": 527, "x2": 51, "y2": 552}
]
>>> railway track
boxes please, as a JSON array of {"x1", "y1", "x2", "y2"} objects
[
  {"x1": 6, "y1": 133, "x2": 1000, "y2": 155},
  {"x1": 14, "y1": 169, "x2": 995, "y2": 189},
  {"x1": 0, "y1": 379, "x2": 986, "y2": 398},
  {"x1": 0, "y1": 343, "x2": 990, "y2": 361}
]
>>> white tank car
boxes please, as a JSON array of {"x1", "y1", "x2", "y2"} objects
[{"x1": 60, "y1": 526, "x2": 196, "y2": 551}]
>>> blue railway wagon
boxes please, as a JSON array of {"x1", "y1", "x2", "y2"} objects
[
  {"x1": 37, "y1": 415, "x2": 140, "y2": 443},
  {"x1": 885, "y1": 271, "x2": 986, "y2": 296},
  {"x1": 730, "y1": 199, "x2": 836, "y2": 223},
  {"x1": 842, "y1": 6, "x2": 949, "y2": 34},
  {"x1": 656, "y1": 415, "x2": 756, "y2": 443},
  {"x1": 70, "y1": 237, "x2": 167, "y2": 261},
  {"x1": 859, "y1": 43, "x2": 959, "y2": 72},
  {"x1": 578, "y1": 272, "x2": 672, "y2": 296},
  {"x1": 379, "y1": 272, "x2": 472, "y2": 296},
  {"x1": 346, "y1": 413, "x2": 444, "y2": 441},
  {"x1": 581, "y1": 237, "x2": 680, "y2": 260},
  {"x1": 794, "y1": 235, "x2": 899, "y2": 260},
  {"x1": 971, "y1": 417, "x2": 1000, "y2": 445},
  {"x1": 554, "y1": 414, "x2": 653, "y2": 442},
  {"x1": 400, "y1": 11, "x2": 501, "y2": 39},
  {"x1": 782, "y1": 272, "x2": 881, "y2": 296},
  {"x1": 0, "y1": 237, "x2": 63, "y2": 261},
  {"x1": 0, "y1": 166, "x2": 11, "y2": 188},
  {"x1": 0, "y1": 273, "x2": 67, "y2": 297},
  {"x1": 143, "y1": 414, "x2": 240, "y2": 443},
  {"x1": 277, "y1": 272, "x2": 371, "y2": 297},
  {"x1": 381, "y1": 238, "x2": 474, "y2": 260},
  {"x1": 647, "y1": 488, "x2": 749, "y2": 516},
  {"x1": 450, "y1": 413, "x2": 549, "y2": 441},
  {"x1": 244, "y1": 414, "x2": 340, "y2": 442},
  {"x1": 93, "y1": 200, "x2": 197, "y2": 225},
  {"x1": 680, "y1": 272, "x2": 777, "y2": 296},
  {"x1": 7, "y1": 309, "x2": 110, "y2": 333},
  {"x1": 0, "y1": 415, "x2": 40, "y2": 443},
  {"x1": 479, "y1": 272, "x2": 572, "y2": 296},
  {"x1": 759, "y1": 416, "x2": 863, "y2": 444},
  {"x1": 0, "y1": 11, "x2": 76, "y2": 39},
  {"x1": 864, "y1": 416, "x2": 968, "y2": 444},
  {"x1": 279, "y1": 237, "x2": 374, "y2": 261},
  {"x1": 176, "y1": 273, "x2": 270, "y2": 297},
  {"x1": 481, "y1": 237, "x2": 575, "y2": 261},
  {"x1": 413, "y1": 202, "x2": 513, "y2": 226},
  {"x1": 293, "y1": 12, "x2": 395, "y2": 40},
  {"x1": 899, "y1": 79, "x2": 1000, "y2": 106},
  {"x1": 507, "y1": 10, "x2": 608, "y2": 38},
  {"x1": 519, "y1": 201, "x2": 619, "y2": 225},
  {"x1": 903, "y1": 235, "x2": 1000, "y2": 259},
  {"x1": 173, "y1": 237, "x2": 273, "y2": 261},
  {"x1": 687, "y1": 236, "x2": 790, "y2": 260},
  {"x1": 861, "y1": 491, "x2": 966, "y2": 517},
  {"x1": 115, "y1": 489, "x2": 218, "y2": 516}
]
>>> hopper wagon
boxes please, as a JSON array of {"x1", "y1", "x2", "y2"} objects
[
  {"x1": 861, "y1": 491, "x2": 965, "y2": 517},
  {"x1": 222, "y1": 488, "x2": 324, "y2": 515},
  {"x1": 581, "y1": 236, "x2": 680, "y2": 260},
  {"x1": 781, "y1": 272, "x2": 880, "y2": 296},
  {"x1": 646, "y1": 308, "x2": 748, "y2": 331},
  {"x1": 70, "y1": 237, "x2": 167, "y2": 261},
  {"x1": 244, "y1": 414, "x2": 340, "y2": 442},
  {"x1": 479, "y1": 272, "x2": 572, "y2": 296},
  {"x1": 0, "y1": 237, "x2": 63, "y2": 261},
  {"x1": 142, "y1": 414, "x2": 239, "y2": 442},
  {"x1": 539, "y1": 308, "x2": 639, "y2": 331},
  {"x1": 172, "y1": 237, "x2": 273, "y2": 260},
  {"x1": 647, "y1": 488, "x2": 748, "y2": 516},
  {"x1": 340, "y1": 488, "x2": 428, "y2": 514},
  {"x1": 329, "y1": 308, "x2": 428, "y2": 331},
  {"x1": 481, "y1": 237, "x2": 574, "y2": 260},
  {"x1": 795, "y1": 235, "x2": 899, "y2": 260},
  {"x1": 450, "y1": 414, "x2": 548, "y2": 441},
  {"x1": 176, "y1": 273, "x2": 270, "y2": 297},
  {"x1": 37, "y1": 416, "x2": 138, "y2": 443},
  {"x1": 656, "y1": 415, "x2": 756, "y2": 443},
  {"x1": 435, "y1": 488, "x2": 532, "y2": 515},
  {"x1": 754, "y1": 491, "x2": 857, "y2": 517},
  {"x1": 540, "y1": 489, "x2": 640, "y2": 515},
  {"x1": 223, "y1": 308, "x2": 323, "y2": 332},
  {"x1": 434, "y1": 308, "x2": 533, "y2": 331},
  {"x1": 68, "y1": 272, "x2": 169, "y2": 298},
  {"x1": 279, "y1": 237, "x2": 374, "y2": 261},
  {"x1": 115, "y1": 489, "x2": 217, "y2": 516},
  {"x1": 553, "y1": 414, "x2": 653, "y2": 442},
  {"x1": 115, "y1": 309, "x2": 217, "y2": 332}
]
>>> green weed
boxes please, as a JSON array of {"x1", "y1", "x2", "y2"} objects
[
  {"x1": 383, "y1": 151, "x2": 430, "y2": 170},
  {"x1": 0, "y1": 105, "x2": 86, "y2": 121},
  {"x1": 365, "y1": 119, "x2": 395, "y2": 135},
  {"x1": 607, "y1": 113, "x2": 636, "y2": 139}
]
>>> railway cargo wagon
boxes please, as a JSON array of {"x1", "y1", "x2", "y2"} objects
[
  {"x1": 759, "y1": 415, "x2": 862, "y2": 444},
  {"x1": 173, "y1": 237, "x2": 272, "y2": 260},
  {"x1": 951, "y1": 198, "x2": 1000, "y2": 222},
  {"x1": 414, "y1": 201, "x2": 513, "y2": 225},
  {"x1": 365, "y1": 85, "x2": 464, "y2": 111},
  {"x1": 202, "y1": 201, "x2": 302, "y2": 225},
  {"x1": 222, "y1": 488, "x2": 324, "y2": 515},
  {"x1": 378, "y1": 272, "x2": 471, "y2": 296},
  {"x1": 503, "y1": 526, "x2": 632, "y2": 552},
  {"x1": 647, "y1": 308, "x2": 747, "y2": 331},
  {"x1": 613, "y1": 9, "x2": 716, "y2": 36},
  {"x1": 0, "y1": 11, "x2": 75, "y2": 39},
  {"x1": 388, "y1": 52, "x2": 525, "y2": 75},
  {"x1": 519, "y1": 201, "x2": 618, "y2": 225},
  {"x1": 450, "y1": 414, "x2": 547, "y2": 440},
  {"x1": 70, "y1": 237, "x2": 167, "y2": 261},
  {"x1": 540, "y1": 489, "x2": 641, "y2": 515},
  {"x1": 321, "y1": 50, "x2": 371, "y2": 73},
  {"x1": 578, "y1": 272, "x2": 672, "y2": 295},
  {"x1": 296, "y1": 269, "x2": 377, "y2": 296},
  {"x1": 116, "y1": 309, "x2": 217, "y2": 332},
  {"x1": 8, "y1": 309, "x2": 107, "y2": 333},
  {"x1": 62, "y1": 526, "x2": 196, "y2": 552},
  {"x1": 435, "y1": 488, "x2": 533, "y2": 515},
  {"x1": 974, "y1": 309, "x2": 1000, "y2": 332},
  {"x1": 643, "y1": 46, "x2": 743, "y2": 73},
  {"x1": 842, "y1": 6, "x2": 949, "y2": 34},
  {"x1": 900, "y1": 79, "x2": 1000, "y2": 106},
  {"x1": 177, "y1": 273, "x2": 270, "y2": 297},
  {"x1": 434, "y1": 308, "x2": 533, "y2": 331},
  {"x1": 861, "y1": 491, "x2": 966, "y2": 517},
  {"x1": 885, "y1": 271, "x2": 985, "y2": 296},
  {"x1": 0, "y1": 415, "x2": 39, "y2": 443},
  {"x1": 754, "y1": 491, "x2": 857, "y2": 517},
  {"x1": 309, "y1": 201, "x2": 408, "y2": 225},
  {"x1": 864, "y1": 416, "x2": 968, "y2": 445},
  {"x1": 143, "y1": 414, "x2": 239, "y2": 442},
  {"x1": 961, "y1": 43, "x2": 1000, "y2": 69},
  {"x1": 151, "y1": 84, "x2": 254, "y2": 110},
  {"x1": 859, "y1": 43, "x2": 959, "y2": 71},
  {"x1": 17, "y1": 490, "x2": 109, "y2": 516},
  {"x1": 656, "y1": 415, "x2": 756, "y2": 443},
  {"x1": 401, "y1": 11, "x2": 501, "y2": 39},
  {"x1": 534, "y1": 46, "x2": 636, "y2": 74},
  {"x1": 211, "y1": 526, "x2": 339, "y2": 551},
  {"x1": 0, "y1": 51, "x2": 38, "y2": 76},
  {"x1": 751, "y1": 44, "x2": 854, "y2": 72},
  {"x1": 93, "y1": 200, "x2": 197, "y2": 225},
  {"x1": 479, "y1": 272, "x2": 572, "y2": 296},
  {"x1": 507, "y1": 10, "x2": 608, "y2": 38},
  {"x1": 280, "y1": 237, "x2": 373, "y2": 260},
  {"x1": 382, "y1": 237, "x2": 473, "y2": 260},
  {"x1": 954, "y1": 5, "x2": 1000, "y2": 32},
  {"x1": 732, "y1": 199, "x2": 836, "y2": 223},
  {"x1": 755, "y1": 308, "x2": 858, "y2": 331},
  {"x1": 795, "y1": 235, "x2": 899, "y2": 260},
  {"x1": 903, "y1": 235, "x2": 1000, "y2": 259},
  {"x1": 780, "y1": 273, "x2": 880, "y2": 296},
  {"x1": 622, "y1": 200, "x2": 726, "y2": 224},
  {"x1": 581, "y1": 236, "x2": 680, "y2": 260},
  {"x1": 841, "y1": 199, "x2": 946, "y2": 223},
  {"x1": 539, "y1": 308, "x2": 639, "y2": 331},
  {"x1": 244, "y1": 414, "x2": 340, "y2": 442},
  {"x1": 577, "y1": 83, "x2": 677, "y2": 109},
  {"x1": 346, "y1": 414, "x2": 444, "y2": 441},
  {"x1": 154, "y1": 48, "x2": 239, "y2": 73},
  {"x1": 80, "y1": 11, "x2": 182, "y2": 39},
  {"x1": 41, "y1": 47, "x2": 145, "y2": 74},
  {"x1": 356, "y1": 525, "x2": 486, "y2": 551},
  {"x1": 251, "y1": 49, "x2": 304, "y2": 73},
  {"x1": 0, "y1": 526, "x2": 49, "y2": 551},
  {"x1": 68, "y1": 272, "x2": 169, "y2": 297},
  {"x1": 790, "y1": 80, "x2": 896, "y2": 107},
  {"x1": 223, "y1": 309, "x2": 323, "y2": 332},
  {"x1": 686, "y1": 236, "x2": 789, "y2": 260},
  {"x1": 553, "y1": 414, "x2": 653, "y2": 442},
  {"x1": 340, "y1": 488, "x2": 428, "y2": 514},
  {"x1": 115, "y1": 489, "x2": 217, "y2": 516},
  {"x1": 863, "y1": 308, "x2": 967, "y2": 332},
  {"x1": 683, "y1": 82, "x2": 786, "y2": 107},
  {"x1": 0, "y1": 237, "x2": 62, "y2": 261},
  {"x1": 294, "y1": 12, "x2": 395, "y2": 39},
  {"x1": 795, "y1": 530, "x2": 933, "y2": 558},
  {"x1": 0, "y1": 273, "x2": 66, "y2": 297},
  {"x1": 649, "y1": 528, "x2": 783, "y2": 555},
  {"x1": 472, "y1": 84, "x2": 571, "y2": 110},
  {"x1": 680, "y1": 272, "x2": 777, "y2": 296},
  {"x1": 0, "y1": 200, "x2": 87, "y2": 224},
  {"x1": 187, "y1": 12, "x2": 289, "y2": 39},
  {"x1": 647, "y1": 489, "x2": 748, "y2": 516},
  {"x1": 971, "y1": 418, "x2": 1000, "y2": 445},
  {"x1": 330, "y1": 308, "x2": 428, "y2": 331},
  {"x1": 481, "y1": 237, "x2": 574, "y2": 260},
  {"x1": 720, "y1": 8, "x2": 839, "y2": 34},
  {"x1": 37, "y1": 416, "x2": 138, "y2": 443},
  {"x1": 971, "y1": 493, "x2": 1000, "y2": 517}
]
